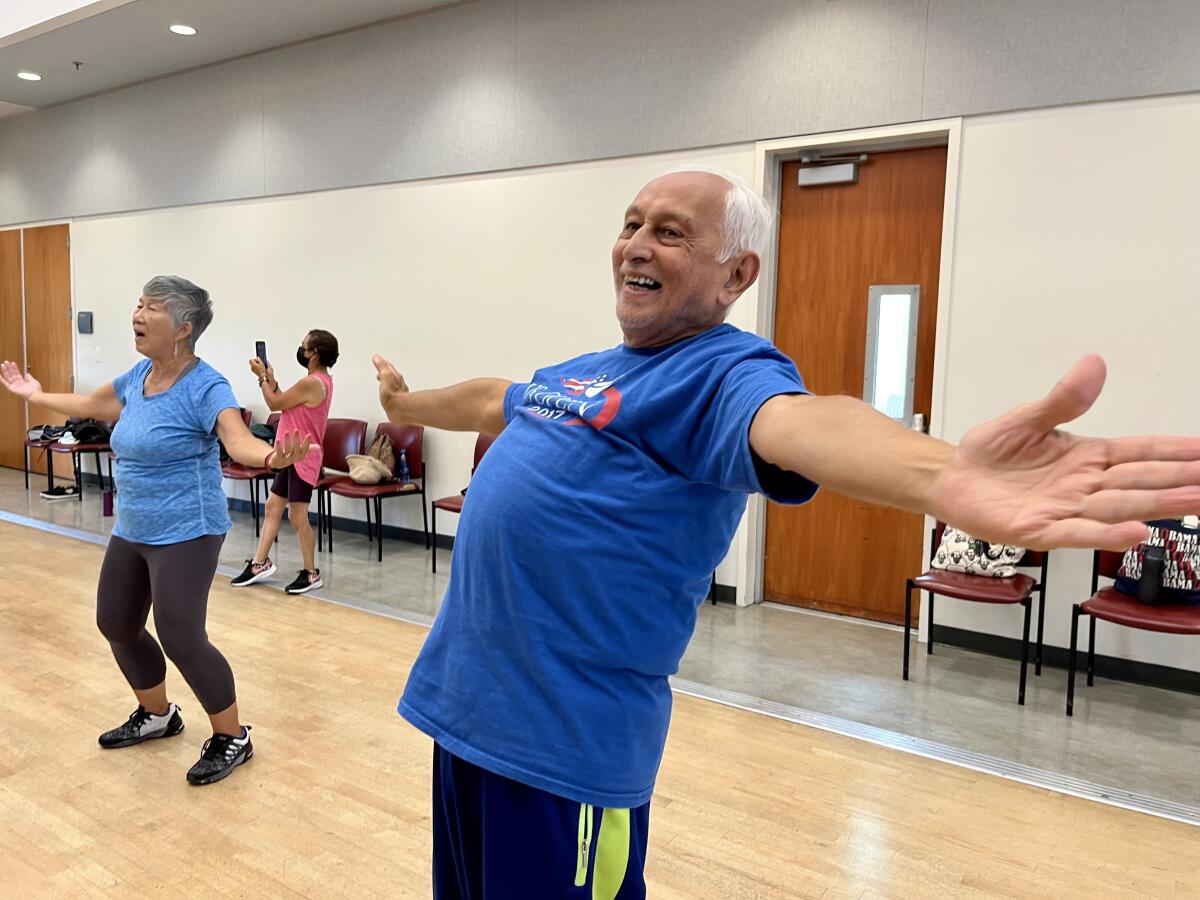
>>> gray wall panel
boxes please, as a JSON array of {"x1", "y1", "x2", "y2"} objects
[
  {"x1": 1, "y1": 0, "x2": 1200, "y2": 226},
  {"x1": 514, "y1": 0, "x2": 926, "y2": 166},
  {"x1": 0, "y1": 101, "x2": 94, "y2": 224},
  {"x1": 924, "y1": 0, "x2": 1200, "y2": 118},
  {"x1": 262, "y1": 0, "x2": 519, "y2": 196},
  {"x1": 83, "y1": 56, "x2": 266, "y2": 215}
]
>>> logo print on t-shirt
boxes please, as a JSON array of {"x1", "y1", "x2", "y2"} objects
[{"x1": 518, "y1": 374, "x2": 623, "y2": 429}]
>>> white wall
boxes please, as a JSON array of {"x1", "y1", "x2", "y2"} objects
[
  {"x1": 933, "y1": 93, "x2": 1200, "y2": 669},
  {"x1": 71, "y1": 144, "x2": 758, "y2": 583}
]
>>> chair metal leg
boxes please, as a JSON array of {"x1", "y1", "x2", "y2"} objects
[
  {"x1": 328, "y1": 491, "x2": 334, "y2": 553},
  {"x1": 252, "y1": 480, "x2": 261, "y2": 538},
  {"x1": 431, "y1": 505, "x2": 438, "y2": 573},
  {"x1": 422, "y1": 493, "x2": 430, "y2": 550},
  {"x1": 926, "y1": 592, "x2": 934, "y2": 655},
  {"x1": 73, "y1": 452, "x2": 83, "y2": 501},
  {"x1": 106, "y1": 455, "x2": 114, "y2": 492},
  {"x1": 710, "y1": 572, "x2": 717, "y2": 605},
  {"x1": 1034, "y1": 587, "x2": 1046, "y2": 676},
  {"x1": 1067, "y1": 604, "x2": 1081, "y2": 716},
  {"x1": 375, "y1": 496, "x2": 384, "y2": 562},
  {"x1": 1018, "y1": 597, "x2": 1032, "y2": 705},
  {"x1": 23, "y1": 444, "x2": 29, "y2": 489},
  {"x1": 365, "y1": 499, "x2": 373, "y2": 543},
  {"x1": 317, "y1": 491, "x2": 324, "y2": 551},
  {"x1": 903, "y1": 580, "x2": 913, "y2": 680},
  {"x1": 1087, "y1": 616, "x2": 1097, "y2": 687},
  {"x1": 46, "y1": 449, "x2": 55, "y2": 493}
]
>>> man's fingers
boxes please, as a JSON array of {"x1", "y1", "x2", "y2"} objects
[
  {"x1": 1038, "y1": 519, "x2": 1150, "y2": 551},
  {"x1": 1101, "y1": 459, "x2": 1200, "y2": 491},
  {"x1": 1025, "y1": 354, "x2": 1106, "y2": 430},
  {"x1": 1104, "y1": 435, "x2": 1200, "y2": 465},
  {"x1": 1080, "y1": 486, "x2": 1200, "y2": 524}
]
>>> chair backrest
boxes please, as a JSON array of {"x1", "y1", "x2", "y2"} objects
[
  {"x1": 377, "y1": 422, "x2": 423, "y2": 475},
  {"x1": 1094, "y1": 549, "x2": 1125, "y2": 582},
  {"x1": 322, "y1": 418, "x2": 367, "y2": 472},
  {"x1": 472, "y1": 433, "x2": 496, "y2": 472},
  {"x1": 931, "y1": 521, "x2": 1046, "y2": 569},
  {"x1": 267, "y1": 412, "x2": 281, "y2": 427},
  {"x1": 238, "y1": 408, "x2": 252, "y2": 427}
]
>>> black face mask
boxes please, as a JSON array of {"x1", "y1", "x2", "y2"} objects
[{"x1": 296, "y1": 346, "x2": 311, "y2": 368}]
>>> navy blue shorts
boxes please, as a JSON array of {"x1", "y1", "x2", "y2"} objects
[{"x1": 432, "y1": 744, "x2": 650, "y2": 899}]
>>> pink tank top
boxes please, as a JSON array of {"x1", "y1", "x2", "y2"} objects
[{"x1": 278, "y1": 372, "x2": 332, "y2": 486}]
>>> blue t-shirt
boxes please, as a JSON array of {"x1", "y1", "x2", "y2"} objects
[
  {"x1": 399, "y1": 324, "x2": 818, "y2": 808},
  {"x1": 109, "y1": 358, "x2": 239, "y2": 545}
]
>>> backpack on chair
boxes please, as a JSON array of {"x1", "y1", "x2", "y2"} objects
[{"x1": 346, "y1": 433, "x2": 396, "y2": 485}]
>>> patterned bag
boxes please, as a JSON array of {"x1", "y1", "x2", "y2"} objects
[
  {"x1": 931, "y1": 526, "x2": 1026, "y2": 578},
  {"x1": 1115, "y1": 519, "x2": 1200, "y2": 605}
]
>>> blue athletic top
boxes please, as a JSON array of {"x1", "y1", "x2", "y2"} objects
[
  {"x1": 399, "y1": 324, "x2": 818, "y2": 807},
  {"x1": 109, "y1": 358, "x2": 239, "y2": 545}
]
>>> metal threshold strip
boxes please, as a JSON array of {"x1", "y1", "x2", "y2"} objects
[{"x1": 4, "y1": 509, "x2": 1197, "y2": 828}]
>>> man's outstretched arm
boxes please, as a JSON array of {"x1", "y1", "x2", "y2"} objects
[
  {"x1": 373, "y1": 355, "x2": 511, "y2": 436},
  {"x1": 750, "y1": 355, "x2": 1200, "y2": 550}
]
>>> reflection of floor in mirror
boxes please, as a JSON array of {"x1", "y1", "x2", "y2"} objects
[
  {"x1": 4, "y1": 518, "x2": 1198, "y2": 898},
  {"x1": 2, "y1": 465, "x2": 1198, "y2": 815}
]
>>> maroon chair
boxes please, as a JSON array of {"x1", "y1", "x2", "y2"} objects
[
  {"x1": 327, "y1": 423, "x2": 428, "y2": 562},
  {"x1": 24, "y1": 430, "x2": 58, "y2": 492},
  {"x1": 315, "y1": 418, "x2": 368, "y2": 552},
  {"x1": 430, "y1": 433, "x2": 495, "y2": 573},
  {"x1": 221, "y1": 408, "x2": 272, "y2": 536},
  {"x1": 903, "y1": 522, "x2": 1049, "y2": 705},
  {"x1": 48, "y1": 416, "x2": 116, "y2": 501},
  {"x1": 1067, "y1": 550, "x2": 1200, "y2": 716}
]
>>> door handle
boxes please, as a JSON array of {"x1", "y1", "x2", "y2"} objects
[{"x1": 910, "y1": 413, "x2": 927, "y2": 434}]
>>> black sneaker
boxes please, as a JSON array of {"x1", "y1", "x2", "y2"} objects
[
  {"x1": 231, "y1": 558, "x2": 276, "y2": 587},
  {"x1": 284, "y1": 569, "x2": 322, "y2": 594},
  {"x1": 187, "y1": 726, "x2": 254, "y2": 785},
  {"x1": 40, "y1": 485, "x2": 79, "y2": 501},
  {"x1": 98, "y1": 703, "x2": 185, "y2": 749}
]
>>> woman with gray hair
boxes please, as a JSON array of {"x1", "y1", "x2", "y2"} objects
[{"x1": 0, "y1": 275, "x2": 315, "y2": 786}]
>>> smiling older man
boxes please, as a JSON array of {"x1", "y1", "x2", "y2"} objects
[{"x1": 373, "y1": 166, "x2": 1200, "y2": 898}]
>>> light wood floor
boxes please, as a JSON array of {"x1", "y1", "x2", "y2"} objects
[{"x1": 1, "y1": 521, "x2": 1196, "y2": 899}]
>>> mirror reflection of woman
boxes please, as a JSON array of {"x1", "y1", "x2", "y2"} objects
[{"x1": 0, "y1": 275, "x2": 316, "y2": 786}]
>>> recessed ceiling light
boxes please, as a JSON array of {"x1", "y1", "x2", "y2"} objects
[
  {"x1": 169, "y1": 24, "x2": 197, "y2": 36},
  {"x1": 17, "y1": 71, "x2": 41, "y2": 81}
]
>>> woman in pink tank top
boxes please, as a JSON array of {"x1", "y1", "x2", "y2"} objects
[{"x1": 234, "y1": 330, "x2": 337, "y2": 595}]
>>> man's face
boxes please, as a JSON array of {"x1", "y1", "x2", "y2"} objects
[{"x1": 612, "y1": 172, "x2": 755, "y2": 348}]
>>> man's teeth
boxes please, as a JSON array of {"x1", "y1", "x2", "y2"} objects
[{"x1": 626, "y1": 276, "x2": 660, "y2": 288}]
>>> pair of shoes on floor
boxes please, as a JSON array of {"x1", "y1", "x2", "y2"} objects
[
  {"x1": 97, "y1": 704, "x2": 253, "y2": 786},
  {"x1": 231, "y1": 558, "x2": 323, "y2": 595}
]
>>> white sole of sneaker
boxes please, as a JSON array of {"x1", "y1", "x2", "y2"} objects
[
  {"x1": 286, "y1": 580, "x2": 322, "y2": 595},
  {"x1": 232, "y1": 563, "x2": 277, "y2": 587}
]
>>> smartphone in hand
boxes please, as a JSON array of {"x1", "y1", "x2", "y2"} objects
[{"x1": 255, "y1": 340, "x2": 268, "y2": 368}]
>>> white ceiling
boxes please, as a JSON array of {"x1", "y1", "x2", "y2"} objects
[{"x1": 0, "y1": 0, "x2": 460, "y2": 114}]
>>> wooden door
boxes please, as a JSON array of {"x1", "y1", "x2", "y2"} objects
[
  {"x1": 23, "y1": 224, "x2": 74, "y2": 479},
  {"x1": 765, "y1": 147, "x2": 946, "y2": 623},
  {"x1": 0, "y1": 230, "x2": 24, "y2": 471}
]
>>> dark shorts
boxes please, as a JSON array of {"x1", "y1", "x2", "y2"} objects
[
  {"x1": 432, "y1": 744, "x2": 650, "y2": 899},
  {"x1": 269, "y1": 465, "x2": 314, "y2": 503}
]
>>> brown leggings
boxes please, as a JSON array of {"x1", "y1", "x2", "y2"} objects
[{"x1": 96, "y1": 534, "x2": 235, "y2": 714}]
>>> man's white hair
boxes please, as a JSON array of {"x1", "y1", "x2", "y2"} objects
[{"x1": 661, "y1": 163, "x2": 774, "y2": 262}]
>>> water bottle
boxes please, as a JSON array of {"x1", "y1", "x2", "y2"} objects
[
  {"x1": 102, "y1": 489, "x2": 114, "y2": 517},
  {"x1": 1138, "y1": 545, "x2": 1164, "y2": 605},
  {"x1": 398, "y1": 449, "x2": 410, "y2": 484}
]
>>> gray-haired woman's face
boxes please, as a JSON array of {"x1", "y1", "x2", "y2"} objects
[{"x1": 132, "y1": 294, "x2": 189, "y2": 360}]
